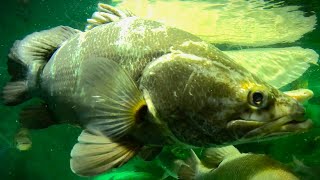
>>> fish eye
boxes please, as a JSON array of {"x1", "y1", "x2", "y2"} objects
[{"x1": 248, "y1": 91, "x2": 268, "y2": 108}]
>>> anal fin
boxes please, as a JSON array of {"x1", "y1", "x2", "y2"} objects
[{"x1": 70, "y1": 130, "x2": 141, "y2": 177}]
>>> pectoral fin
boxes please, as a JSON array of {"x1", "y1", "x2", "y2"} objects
[
  {"x1": 70, "y1": 130, "x2": 141, "y2": 177},
  {"x1": 76, "y1": 57, "x2": 147, "y2": 139}
]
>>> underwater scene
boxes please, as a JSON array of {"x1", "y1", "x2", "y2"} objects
[{"x1": 0, "y1": 0, "x2": 320, "y2": 179}]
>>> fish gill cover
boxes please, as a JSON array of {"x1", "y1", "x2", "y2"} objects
[{"x1": 0, "y1": 0, "x2": 319, "y2": 180}]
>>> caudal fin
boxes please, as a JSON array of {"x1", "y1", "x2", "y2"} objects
[{"x1": 2, "y1": 26, "x2": 80, "y2": 105}]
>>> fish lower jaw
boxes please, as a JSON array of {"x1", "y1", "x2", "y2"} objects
[
  {"x1": 243, "y1": 116, "x2": 313, "y2": 139},
  {"x1": 277, "y1": 119, "x2": 313, "y2": 133}
]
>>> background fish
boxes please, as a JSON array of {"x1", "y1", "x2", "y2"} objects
[
  {"x1": 1, "y1": 3, "x2": 312, "y2": 177},
  {"x1": 177, "y1": 146, "x2": 299, "y2": 180}
]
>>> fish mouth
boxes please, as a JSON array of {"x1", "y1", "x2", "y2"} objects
[{"x1": 227, "y1": 116, "x2": 313, "y2": 142}]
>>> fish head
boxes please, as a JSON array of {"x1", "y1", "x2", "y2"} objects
[
  {"x1": 227, "y1": 81, "x2": 313, "y2": 143},
  {"x1": 140, "y1": 52, "x2": 313, "y2": 147}
]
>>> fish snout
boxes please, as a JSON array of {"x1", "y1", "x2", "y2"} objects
[{"x1": 290, "y1": 103, "x2": 306, "y2": 122}]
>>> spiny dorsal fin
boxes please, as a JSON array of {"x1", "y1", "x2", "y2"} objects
[
  {"x1": 76, "y1": 57, "x2": 146, "y2": 139},
  {"x1": 202, "y1": 145, "x2": 241, "y2": 166},
  {"x1": 70, "y1": 130, "x2": 141, "y2": 177},
  {"x1": 85, "y1": 3, "x2": 134, "y2": 31}
]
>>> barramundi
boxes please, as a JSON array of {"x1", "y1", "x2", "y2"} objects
[{"x1": 2, "y1": 3, "x2": 312, "y2": 177}]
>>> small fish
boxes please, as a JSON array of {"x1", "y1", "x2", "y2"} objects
[
  {"x1": 0, "y1": 129, "x2": 30, "y2": 152},
  {"x1": 15, "y1": 128, "x2": 32, "y2": 151},
  {"x1": 1, "y1": 3, "x2": 312, "y2": 177},
  {"x1": 176, "y1": 146, "x2": 299, "y2": 180}
]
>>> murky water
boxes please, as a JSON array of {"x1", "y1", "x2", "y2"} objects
[{"x1": 0, "y1": 0, "x2": 319, "y2": 179}]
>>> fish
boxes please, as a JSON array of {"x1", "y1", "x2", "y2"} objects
[
  {"x1": 176, "y1": 146, "x2": 299, "y2": 180},
  {"x1": 0, "y1": 128, "x2": 29, "y2": 153},
  {"x1": 14, "y1": 128, "x2": 32, "y2": 151},
  {"x1": 1, "y1": 3, "x2": 312, "y2": 177}
]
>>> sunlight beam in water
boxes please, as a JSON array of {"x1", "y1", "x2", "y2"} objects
[{"x1": 116, "y1": 0, "x2": 317, "y2": 47}]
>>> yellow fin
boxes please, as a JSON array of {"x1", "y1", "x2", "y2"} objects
[{"x1": 76, "y1": 57, "x2": 146, "y2": 139}]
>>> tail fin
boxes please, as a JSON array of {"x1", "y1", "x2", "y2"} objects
[{"x1": 2, "y1": 26, "x2": 80, "y2": 105}]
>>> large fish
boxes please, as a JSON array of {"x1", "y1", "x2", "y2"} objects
[{"x1": 2, "y1": 3, "x2": 312, "y2": 177}]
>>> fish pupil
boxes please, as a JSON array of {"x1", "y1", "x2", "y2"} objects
[{"x1": 253, "y1": 92, "x2": 263, "y2": 105}]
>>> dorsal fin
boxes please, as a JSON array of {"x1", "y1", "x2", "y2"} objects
[{"x1": 85, "y1": 3, "x2": 134, "y2": 31}]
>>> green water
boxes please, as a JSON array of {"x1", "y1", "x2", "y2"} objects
[{"x1": 0, "y1": 0, "x2": 319, "y2": 179}]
